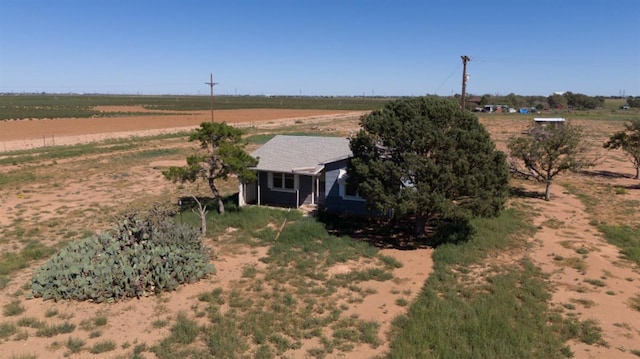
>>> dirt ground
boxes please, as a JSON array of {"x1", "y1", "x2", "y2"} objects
[
  {"x1": 483, "y1": 117, "x2": 640, "y2": 359},
  {"x1": 0, "y1": 109, "x2": 639, "y2": 358},
  {"x1": 0, "y1": 107, "x2": 435, "y2": 359},
  {"x1": 0, "y1": 107, "x2": 366, "y2": 152}
]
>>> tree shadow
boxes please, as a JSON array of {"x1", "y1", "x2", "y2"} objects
[
  {"x1": 578, "y1": 170, "x2": 640, "y2": 189},
  {"x1": 625, "y1": 183, "x2": 640, "y2": 190},
  {"x1": 317, "y1": 211, "x2": 474, "y2": 250},
  {"x1": 580, "y1": 169, "x2": 634, "y2": 179},
  {"x1": 509, "y1": 185, "x2": 544, "y2": 199},
  {"x1": 423, "y1": 219, "x2": 475, "y2": 248}
]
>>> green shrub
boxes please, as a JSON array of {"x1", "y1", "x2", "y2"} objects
[
  {"x1": 0, "y1": 322, "x2": 17, "y2": 339},
  {"x1": 152, "y1": 318, "x2": 169, "y2": 328},
  {"x1": 0, "y1": 241, "x2": 56, "y2": 276},
  {"x1": 44, "y1": 308, "x2": 58, "y2": 318},
  {"x1": 584, "y1": 278, "x2": 606, "y2": 287},
  {"x1": 598, "y1": 224, "x2": 640, "y2": 265},
  {"x1": 614, "y1": 187, "x2": 627, "y2": 195},
  {"x1": 16, "y1": 317, "x2": 45, "y2": 328},
  {"x1": 93, "y1": 315, "x2": 108, "y2": 326},
  {"x1": 379, "y1": 255, "x2": 403, "y2": 268},
  {"x1": 202, "y1": 314, "x2": 249, "y2": 358},
  {"x1": 630, "y1": 294, "x2": 640, "y2": 312},
  {"x1": 169, "y1": 313, "x2": 199, "y2": 344},
  {"x1": 80, "y1": 315, "x2": 108, "y2": 331},
  {"x1": 35, "y1": 322, "x2": 75, "y2": 337},
  {"x1": 241, "y1": 264, "x2": 258, "y2": 278},
  {"x1": 31, "y1": 205, "x2": 215, "y2": 302},
  {"x1": 66, "y1": 336, "x2": 85, "y2": 354},
  {"x1": 0, "y1": 276, "x2": 9, "y2": 290},
  {"x1": 3, "y1": 300, "x2": 25, "y2": 316},
  {"x1": 89, "y1": 340, "x2": 117, "y2": 354}
]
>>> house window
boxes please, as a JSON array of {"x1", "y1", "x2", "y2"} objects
[
  {"x1": 345, "y1": 179, "x2": 359, "y2": 197},
  {"x1": 337, "y1": 169, "x2": 365, "y2": 201},
  {"x1": 270, "y1": 172, "x2": 296, "y2": 190},
  {"x1": 273, "y1": 172, "x2": 283, "y2": 188},
  {"x1": 284, "y1": 173, "x2": 295, "y2": 189}
]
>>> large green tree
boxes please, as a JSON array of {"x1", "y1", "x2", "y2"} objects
[
  {"x1": 604, "y1": 119, "x2": 640, "y2": 179},
  {"x1": 163, "y1": 122, "x2": 257, "y2": 215},
  {"x1": 508, "y1": 122, "x2": 594, "y2": 200},
  {"x1": 348, "y1": 96, "x2": 509, "y2": 236}
]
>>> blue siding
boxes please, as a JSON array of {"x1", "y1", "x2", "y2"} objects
[
  {"x1": 257, "y1": 172, "x2": 295, "y2": 206},
  {"x1": 249, "y1": 160, "x2": 376, "y2": 216},
  {"x1": 323, "y1": 159, "x2": 370, "y2": 215},
  {"x1": 256, "y1": 171, "x2": 313, "y2": 208}
]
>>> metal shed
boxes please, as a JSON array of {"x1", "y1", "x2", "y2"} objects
[{"x1": 534, "y1": 118, "x2": 565, "y2": 128}]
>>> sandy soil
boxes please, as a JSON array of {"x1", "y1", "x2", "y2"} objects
[
  {"x1": 483, "y1": 117, "x2": 640, "y2": 358},
  {"x1": 0, "y1": 110, "x2": 638, "y2": 358},
  {"x1": 1, "y1": 245, "x2": 433, "y2": 359}
]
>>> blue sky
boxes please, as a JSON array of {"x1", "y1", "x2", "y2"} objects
[{"x1": 1, "y1": 1, "x2": 638, "y2": 97}]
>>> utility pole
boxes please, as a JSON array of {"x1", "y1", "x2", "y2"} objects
[
  {"x1": 460, "y1": 55, "x2": 471, "y2": 111},
  {"x1": 205, "y1": 73, "x2": 219, "y2": 122}
]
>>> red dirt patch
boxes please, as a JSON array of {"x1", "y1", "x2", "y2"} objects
[{"x1": 0, "y1": 108, "x2": 365, "y2": 152}]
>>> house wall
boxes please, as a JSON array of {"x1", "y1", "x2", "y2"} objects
[
  {"x1": 243, "y1": 162, "x2": 376, "y2": 216},
  {"x1": 299, "y1": 175, "x2": 313, "y2": 204},
  {"x1": 255, "y1": 171, "x2": 314, "y2": 207},
  {"x1": 323, "y1": 159, "x2": 369, "y2": 215}
]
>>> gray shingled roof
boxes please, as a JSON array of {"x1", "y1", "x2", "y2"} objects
[{"x1": 251, "y1": 135, "x2": 352, "y2": 174}]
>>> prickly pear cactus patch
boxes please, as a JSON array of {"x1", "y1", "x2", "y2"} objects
[{"x1": 31, "y1": 205, "x2": 215, "y2": 302}]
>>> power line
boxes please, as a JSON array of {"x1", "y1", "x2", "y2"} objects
[{"x1": 433, "y1": 62, "x2": 463, "y2": 94}]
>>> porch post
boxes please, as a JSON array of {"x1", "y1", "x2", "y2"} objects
[
  {"x1": 311, "y1": 175, "x2": 316, "y2": 205},
  {"x1": 239, "y1": 182, "x2": 245, "y2": 207}
]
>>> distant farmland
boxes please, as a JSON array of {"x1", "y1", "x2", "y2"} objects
[{"x1": 0, "y1": 94, "x2": 391, "y2": 120}]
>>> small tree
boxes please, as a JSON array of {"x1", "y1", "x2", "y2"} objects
[
  {"x1": 163, "y1": 122, "x2": 257, "y2": 215},
  {"x1": 479, "y1": 94, "x2": 491, "y2": 107},
  {"x1": 626, "y1": 96, "x2": 640, "y2": 108},
  {"x1": 505, "y1": 93, "x2": 518, "y2": 108},
  {"x1": 603, "y1": 119, "x2": 640, "y2": 179},
  {"x1": 508, "y1": 122, "x2": 594, "y2": 200},
  {"x1": 349, "y1": 96, "x2": 509, "y2": 237},
  {"x1": 547, "y1": 93, "x2": 567, "y2": 109}
]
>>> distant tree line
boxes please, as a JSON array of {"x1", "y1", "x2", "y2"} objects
[
  {"x1": 464, "y1": 92, "x2": 607, "y2": 110},
  {"x1": 548, "y1": 92, "x2": 605, "y2": 110},
  {"x1": 471, "y1": 93, "x2": 548, "y2": 109}
]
